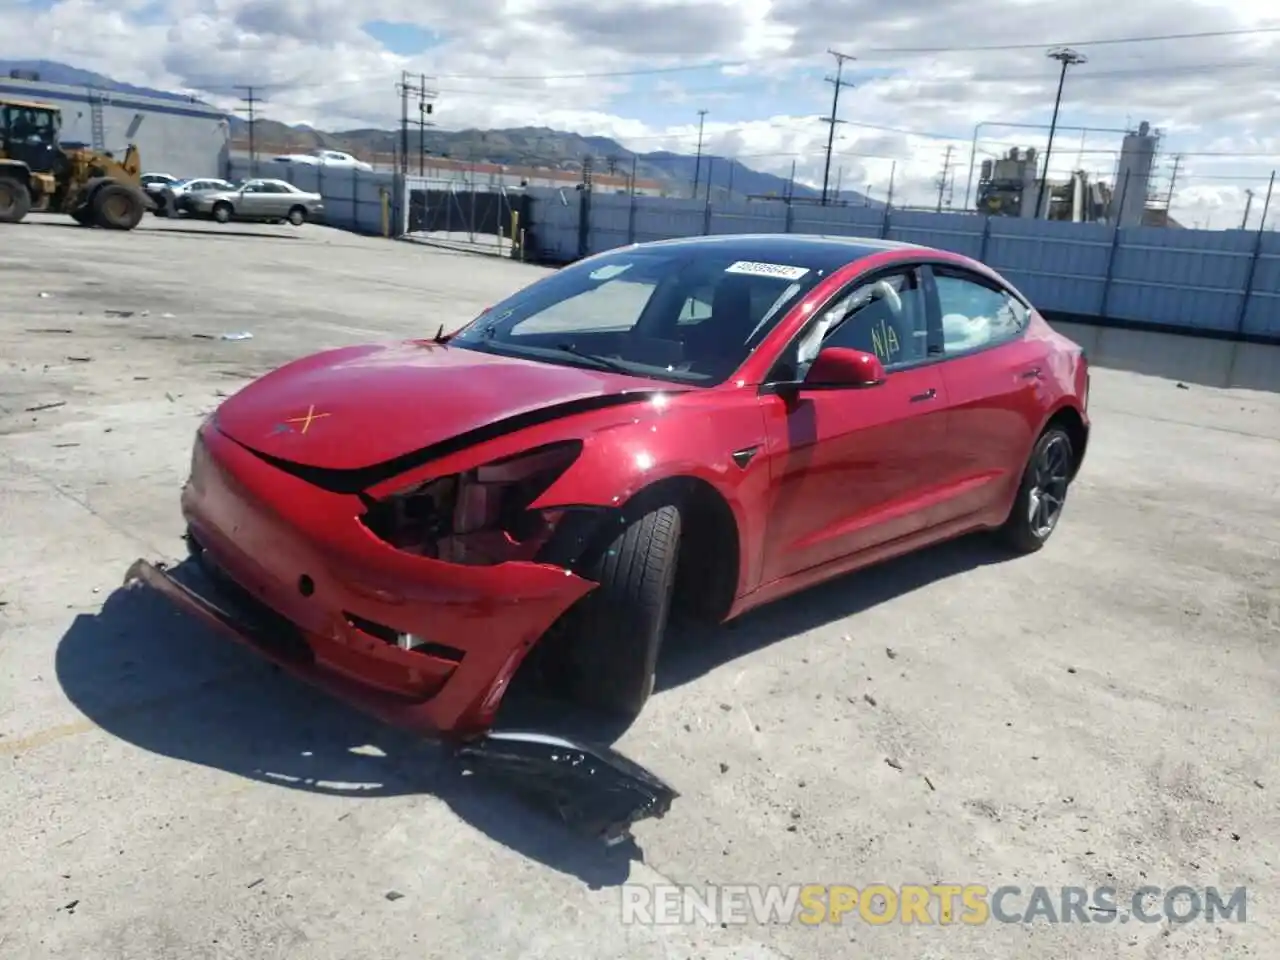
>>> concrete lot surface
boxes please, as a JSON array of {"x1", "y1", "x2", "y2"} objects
[{"x1": 1, "y1": 215, "x2": 1277, "y2": 960}]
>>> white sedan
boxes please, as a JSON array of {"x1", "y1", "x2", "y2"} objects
[{"x1": 271, "y1": 149, "x2": 373, "y2": 172}]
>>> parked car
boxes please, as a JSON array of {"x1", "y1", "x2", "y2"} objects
[
  {"x1": 140, "y1": 173, "x2": 180, "y2": 203},
  {"x1": 128, "y1": 234, "x2": 1089, "y2": 832},
  {"x1": 272, "y1": 149, "x2": 373, "y2": 172},
  {"x1": 154, "y1": 177, "x2": 236, "y2": 217},
  {"x1": 183, "y1": 178, "x2": 324, "y2": 225}
]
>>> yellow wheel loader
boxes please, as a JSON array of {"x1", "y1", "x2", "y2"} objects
[{"x1": 0, "y1": 95, "x2": 152, "y2": 229}]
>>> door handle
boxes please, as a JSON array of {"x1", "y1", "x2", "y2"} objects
[
  {"x1": 909, "y1": 387, "x2": 937, "y2": 403},
  {"x1": 1020, "y1": 366, "x2": 1042, "y2": 380}
]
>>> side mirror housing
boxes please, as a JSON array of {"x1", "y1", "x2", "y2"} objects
[{"x1": 804, "y1": 346, "x2": 886, "y2": 387}]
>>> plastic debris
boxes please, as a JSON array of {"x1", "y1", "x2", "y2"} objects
[{"x1": 220, "y1": 332, "x2": 254, "y2": 341}]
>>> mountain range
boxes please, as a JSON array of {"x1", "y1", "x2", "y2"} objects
[{"x1": 2, "y1": 59, "x2": 877, "y2": 205}]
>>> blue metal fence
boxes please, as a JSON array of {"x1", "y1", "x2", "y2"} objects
[{"x1": 525, "y1": 191, "x2": 1280, "y2": 340}]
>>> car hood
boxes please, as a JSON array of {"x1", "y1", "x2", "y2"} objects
[{"x1": 214, "y1": 340, "x2": 674, "y2": 472}]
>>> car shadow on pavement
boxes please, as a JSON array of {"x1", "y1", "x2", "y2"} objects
[
  {"x1": 144, "y1": 227, "x2": 305, "y2": 241},
  {"x1": 657, "y1": 532, "x2": 1013, "y2": 693},
  {"x1": 54, "y1": 583, "x2": 638, "y2": 889},
  {"x1": 54, "y1": 533, "x2": 1006, "y2": 889}
]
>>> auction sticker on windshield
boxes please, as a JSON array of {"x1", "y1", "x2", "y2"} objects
[{"x1": 725, "y1": 261, "x2": 811, "y2": 281}]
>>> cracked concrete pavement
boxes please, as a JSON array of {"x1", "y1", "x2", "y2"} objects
[{"x1": 0, "y1": 215, "x2": 1277, "y2": 959}]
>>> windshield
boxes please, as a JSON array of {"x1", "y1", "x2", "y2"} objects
[{"x1": 448, "y1": 248, "x2": 829, "y2": 385}]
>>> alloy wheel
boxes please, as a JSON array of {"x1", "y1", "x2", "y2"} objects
[{"x1": 1027, "y1": 434, "x2": 1071, "y2": 539}]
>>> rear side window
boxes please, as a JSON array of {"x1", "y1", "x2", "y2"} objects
[{"x1": 934, "y1": 271, "x2": 1029, "y2": 356}]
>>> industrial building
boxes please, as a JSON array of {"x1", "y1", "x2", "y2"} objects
[
  {"x1": 1, "y1": 69, "x2": 230, "y2": 178},
  {"x1": 975, "y1": 120, "x2": 1176, "y2": 227}
]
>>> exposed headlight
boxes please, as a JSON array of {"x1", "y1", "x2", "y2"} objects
[{"x1": 360, "y1": 440, "x2": 582, "y2": 566}]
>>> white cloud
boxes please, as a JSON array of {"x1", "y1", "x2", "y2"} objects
[{"x1": 4, "y1": 0, "x2": 1280, "y2": 227}]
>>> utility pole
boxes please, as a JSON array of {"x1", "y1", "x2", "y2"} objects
[
  {"x1": 821, "y1": 49, "x2": 856, "y2": 206},
  {"x1": 396, "y1": 71, "x2": 411, "y2": 176},
  {"x1": 415, "y1": 73, "x2": 438, "y2": 176},
  {"x1": 935, "y1": 145, "x2": 954, "y2": 212},
  {"x1": 692, "y1": 109, "x2": 708, "y2": 199},
  {"x1": 1165, "y1": 153, "x2": 1181, "y2": 209},
  {"x1": 1241, "y1": 189, "x2": 1254, "y2": 229},
  {"x1": 1036, "y1": 46, "x2": 1088, "y2": 219},
  {"x1": 235, "y1": 85, "x2": 261, "y2": 176}
]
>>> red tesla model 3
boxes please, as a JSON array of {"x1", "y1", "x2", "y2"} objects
[{"x1": 132, "y1": 233, "x2": 1090, "y2": 747}]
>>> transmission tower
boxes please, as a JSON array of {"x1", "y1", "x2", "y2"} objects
[{"x1": 935, "y1": 145, "x2": 954, "y2": 212}]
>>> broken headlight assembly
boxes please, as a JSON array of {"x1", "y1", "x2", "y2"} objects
[{"x1": 361, "y1": 440, "x2": 584, "y2": 566}]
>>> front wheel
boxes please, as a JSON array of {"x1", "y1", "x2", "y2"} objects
[
  {"x1": 92, "y1": 183, "x2": 144, "y2": 230},
  {"x1": 286, "y1": 206, "x2": 306, "y2": 226},
  {"x1": 558, "y1": 504, "x2": 682, "y2": 719},
  {"x1": 0, "y1": 178, "x2": 32, "y2": 223},
  {"x1": 998, "y1": 426, "x2": 1074, "y2": 553}
]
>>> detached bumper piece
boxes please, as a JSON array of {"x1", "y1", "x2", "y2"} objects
[
  {"x1": 456, "y1": 731, "x2": 679, "y2": 846},
  {"x1": 123, "y1": 558, "x2": 680, "y2": 844},
  {"x1": 122, "y1": 558, "x2": 436, "y2": 730}
]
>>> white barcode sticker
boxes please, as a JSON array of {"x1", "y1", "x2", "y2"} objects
[{"x1": 724, "y1": 260, "x2": 811, "y2": 281}]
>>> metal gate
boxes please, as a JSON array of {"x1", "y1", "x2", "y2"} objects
[{"x1": 402, "y1": 178, "x2": 528, "y2": 258}]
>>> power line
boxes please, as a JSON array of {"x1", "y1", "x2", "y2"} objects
[
  {"x1": 820, "y1": 49, "x2": 856, "y2": 205},
  {"x1": 413, "y1": 26, "x2": 1280, "y2": 81},
  {"x1": 854, "y1": 26, "x2": 1280, "y2": 55}
]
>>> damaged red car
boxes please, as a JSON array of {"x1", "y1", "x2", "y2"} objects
[{"x1": 129, "y1": 234, "x2": 1089, "y2": 835}]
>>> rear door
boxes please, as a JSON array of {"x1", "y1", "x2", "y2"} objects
[
  {"x1": 925, "y1": 263, "x2": 1049, "y2": 525},
  {"x1": 757, "y1": 263, "x2": 949, "y2": 583}
]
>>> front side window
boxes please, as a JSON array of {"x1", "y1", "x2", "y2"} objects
[
  {"x1": 934, "y1": 271, "x2": 1029, "y2": 355},
  {"x1": 450, "y1": 250, "x2": 830, "y2": 385},
  {"x1": 821, "y1": 270, "x2": 930, "y2": 369}
]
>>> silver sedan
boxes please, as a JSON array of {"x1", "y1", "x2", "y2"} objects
[{"x1": 185, "y1": 178, "x2": 325, "y2": 226}]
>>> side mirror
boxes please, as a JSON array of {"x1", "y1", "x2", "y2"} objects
[{"x1": 804, "y1": 346, "x2": 886, "y2": 387}]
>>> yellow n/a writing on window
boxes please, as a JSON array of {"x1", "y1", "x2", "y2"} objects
[{"x1": 869, "y1": 319, "x2": 900, "y2": 363}]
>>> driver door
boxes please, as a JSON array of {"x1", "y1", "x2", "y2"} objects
[
  {"x1": 757, "y1": 264, "x2": 949, "y2": 584},
  {"x1": 236, "y1": 181, "x2": 269, "y2": 216}
]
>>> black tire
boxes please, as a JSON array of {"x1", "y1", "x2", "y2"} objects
[
  {"x1": 560, "y1": 504, "x2": 682, "y2": 719},
  {"x1": 286, "y1": 206, "x2": 306, "y2": 226},
  {"x1": 92, "y1": 183, "x2": 144, "y2": 230},
  {"x1": 212, "y1": 202, "x2": 233, "y2": 224},
  {"x1": 998, "y1": 425, "x2": 1074, "y2": 554},
  {"x1": 70, "y1": 207, "x2": 93, "y2": 227},
  {"x1": 0, "y1": 177, "x2": 32, "y2": 223}
]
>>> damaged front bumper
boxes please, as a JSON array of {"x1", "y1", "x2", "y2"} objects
[{"x1": 123, "y1": 557, "x2": 679, "y2": 843}]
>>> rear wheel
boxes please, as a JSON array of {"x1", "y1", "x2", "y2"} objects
[
  {"x1": 557, "y1": 504, "x2": 682, "y2": 719},
  {"x1": 92, "y1": 183, "x2": 144, "y2": 230},
  {"x1": 0, "y1": 178, "x2": 32, "y2": 223},
  {"x1": 212, "y1": 202, "x2": 233, "y2": 224},
  {"x1": 998, "y1": 426, "x2": 1074, "y2": 553},
  {"x1": 69, "y1": 207, "x2": 93, "y2": 226}
]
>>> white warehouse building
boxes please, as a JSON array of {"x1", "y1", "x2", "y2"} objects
[{"x1": 0, "y1": 74, "x2": 230, "y2": 179}]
